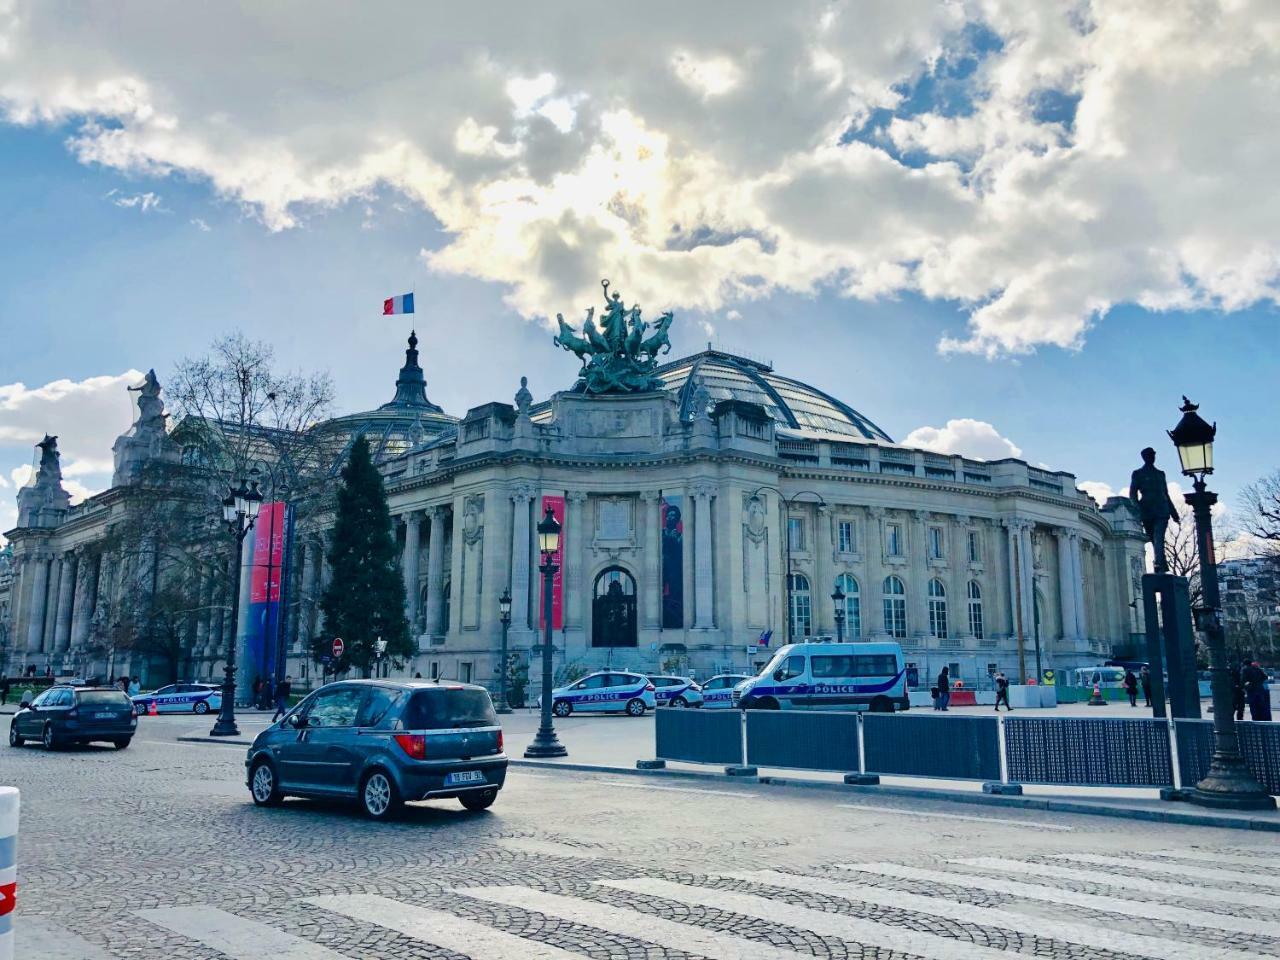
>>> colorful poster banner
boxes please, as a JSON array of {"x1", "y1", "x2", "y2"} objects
[
  {"x1": 661, "y1": 493, "x2": 684, "y2": 629},
  {"x1": 247, "y1": 502, "x2": 292, "y2": 683},
  {"x1": 539, "y1": 494, "x2": 565, "y2": 630}
]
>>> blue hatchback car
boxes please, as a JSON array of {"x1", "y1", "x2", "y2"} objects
[{"x1": 245, "y1": 679, "x2": 507, "y2": 819}]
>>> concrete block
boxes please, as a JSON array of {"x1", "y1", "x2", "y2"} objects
[
  {"x1": 844, "y1": 773, "x2": 881, "y2": 786},
  {"x1": 724, "y1": 765, "x2": 758, "y2": 777},
  {"x1": 982, "y1": 781, "x2": 1023, "y2": 795},
  {"x1": 635, "y1": 759, "x2": 666, "y2": 770}
]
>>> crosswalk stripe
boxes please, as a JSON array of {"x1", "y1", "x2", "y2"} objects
[
  {"x1": 951, "y1": 857, "x2": 1280, "y2": 909},
  {"x1": 137, "y1": 906, "x2": 348, "y2": 959},
  {"x1": 593, "y1": 779, "x2": 761, "y2": 799},
  {"x1": 602, "y1": 877, "x2": 1024, "y2": 960},
  {"x1": 732, "y1": 869, "x2": 1262, "y2": 960},
  {"x1": 840, "y1": 862, "x2": 1278, "y2": 937},
  {"x1": 461, "y1": 885, "x2": 804, "y2": 959},
  {"x1": 307, "y1": 893, "x2": 583, "y2": 959},
  {"x1": 1055, "y1": 853, "x2": 1280, "y2": 889},
  {"x1": 836, "y1": 803, "x2": 1074, "y2": 831},
  {"x1": 496, "y1": 837, "x2": 607, "y2": 859},
  {"x1": 1149, "y1": 848, "x2": 1280, "y2": 870}
]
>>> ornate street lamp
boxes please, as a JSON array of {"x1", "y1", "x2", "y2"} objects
[
  {"x1": 211, "y1": 471, "x2": 263, "y2": 737},
  {"x1": 831, "y1": 583, "x2": 846, "y2": 644},
  {"x1": 1169, "y1": 398, "x2": 1274, "y2": 810},
  {"x1": 496, "y1": 588, "x2": 513, "y2": 714},
  {"x1": 374, "y1": 636, "x2": 387, "y2": 678},
  {"x1": 525, "y1": 505, "x2": 567, "y2": 757}
]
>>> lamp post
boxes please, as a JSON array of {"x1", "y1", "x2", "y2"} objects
[
  {"x1": 210, "y1": 471, "x2": 263, "y2": 737},
  {"x1": 374, "y1": 636, "x2": 387, "y2": 678},
  {"x1": 1169, "y1": 397, "x2": 1274, "y2": 810},
  {"x1": 832, "y1": 583, "x2": 846, "y2": 644},
  {"x1": 525, "y1": 505, "x2": 567, "y2": 758},
  {"x1": 496, "y1": 588, "x2": 513, "y2": 714}
]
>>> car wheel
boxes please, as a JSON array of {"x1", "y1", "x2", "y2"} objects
[
  {"x1": 672, "y1": 697, "x2": 688, "y2": 708},
  {"x1": 552, "y1": 699, "x2": 572, "y2": 718},
  {"x1": 113, "y1": 738, "x2": 131, "y2": 750},
  {"x1": 249, "y1": 758, "x2": 282, "y2": 807},
  {"x1": 360, "y1": 769, "x2": 401, "y2": 820},
  {"x1": 194, "y1": 700, "x2": 209, "y2": 715},
  {"x1": 869, "y1": 696, "x2": 893, "y2": 713},
  {"x1": 626, "y1": 698, "x2": 646, "y2": 717},
  {"x1": 460, "y1": 789, "x2": 497, "y2": 812},
  {"x1": 42, "y1": 723, "x2": 58, "y2": 750},
  {"x1": 8, "y1": 723, "x2": 23, "y2": 748}
]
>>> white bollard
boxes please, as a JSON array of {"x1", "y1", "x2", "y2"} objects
[{"x1": 0, "y1": 786, "x2": 16, "y2": 960}]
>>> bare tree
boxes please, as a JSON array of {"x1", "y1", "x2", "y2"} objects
[
  {"x1": 1162, "y1": 513, "x2": 1237, "y2": 610},
  {"x1": 1240, "y1": 470, "x2": 1280, "y2": 555}
]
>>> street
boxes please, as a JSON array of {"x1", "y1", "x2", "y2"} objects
[{"x1": 6, "y1": 714, "x2": 1280, "y2": 959}]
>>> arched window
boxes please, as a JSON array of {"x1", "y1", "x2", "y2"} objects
[
  {"x1": 927, "y1": 579, "x2": 948, "y2": 639},
  {"x1": 788, "y1": 573, "x2": 812, "y2": 639},
  {"x1": 967, "y1": 581, "x2": 984, "y2": 639},
  {"x1": 592, "y1": 566, "x2": 637, "y2": 647},
  {"x1": 882, "y1": 575, "x2": 906, "y2": 639},
  {"x1": 835, "y1": 574, "x2": 860, "y2": 638}
]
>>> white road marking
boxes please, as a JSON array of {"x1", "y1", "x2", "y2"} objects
[
  {"x1": 137, "y1": 906, "x2": 347, "y2": 959},
  {"x1": 952, "y1": 857, "x2": 1280, "y2": 909},
  {"x1": 1148, "y1": 848, "x2": 1280, "y2": 870},
  {"x1": 19, "y1": 921, "x2": 112, "y2": 959},
  {"x1": 602, "y1": 877, "x2": 1025, "y2": 960},
  {"x1": 840, "y1": 862, "x2": 1278, "y2": 936},
  {"x1": 836, "y1": 803, "x2": 1074, "y2": 831},
  {"x1": 308, "y1": 893, "x2": 582, "y2": 959},
  {"x1": 1054, "y1": 853, "x2": 1280, "y2": 889},
  {"x1": 733, "y1": 869, "x2": 1262, "y2": 960},
  {"x1": 461, "y1": 885, "x2": 804, "y2": 959},
  {"x1": 594, "y1": 779, "x2": 760, "y2": 799},
  {"x1": 496, "y1": 837, "x2": 609, "y2": 859}
]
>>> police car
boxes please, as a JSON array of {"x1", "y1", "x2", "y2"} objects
[
  {"x1": 647, "y1": 675, "x2": 704, "y2": 707},
  {"x1": 734, "y1": 642, "x2": 908, "y2": 712},
  {"x1": 132, "y1": 683, "x2": 223, "y2": 715},
  {"x1": 699, "y1": 673, "x2": 752, "y2": 709},
  {"x1": 542, "y1": 671, "x2": 657, "y2": 717}
]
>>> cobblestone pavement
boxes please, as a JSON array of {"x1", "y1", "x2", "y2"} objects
[{"x1": 6, "y1": 726, "x2": 1279, "y2": 959}]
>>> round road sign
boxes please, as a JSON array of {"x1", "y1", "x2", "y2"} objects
[{"x1": 332, "y1": 637, "x2": 345, "y2": 658}]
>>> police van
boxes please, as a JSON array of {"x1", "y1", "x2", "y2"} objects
[{"x1": 733, "y1": 642, "x2": 908, "y2": 712}]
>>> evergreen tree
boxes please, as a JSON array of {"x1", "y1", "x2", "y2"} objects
[{"x1": 318, "y1": 436, "x2": 410, "y2": 675}]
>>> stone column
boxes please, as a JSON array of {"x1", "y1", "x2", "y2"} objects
[
  {"x1": 563, "y1": 492, "x2": 588, "y2": 630},
  {"x1": 424, "y1": 505, "x2": 448, "y2": 636},
  {"x1": 692, "y1": 483, "x2": 716, "y2": 629},
  {"x1": 507, "y1": 485, "x2": 535, "y2": 631},
  {"x1": 866, "y1": 507, "x2": 887, "y2": 636},
  {"x1": 910, "y1": 510, "x2": 930, "y2": 640},
  {"x1": 194, "y1": 561, "x2": 211, "y2": 654},
  {"x1": 69, "y1": 550, "x2": 96, "y2": 649},
  {"x1": 640, "y1": 491, "x2": 662, "y2": 629},
  {"x1": 402, "y1": 512, "x2": 422, "y2": 630},
  {"x1": 1055, "y1": 528, "x2": 1079, "y2": 643},
  {"x1": 42, "y1": 556, "x2": 62, "y2": 652},
  {"x1": 1004, "y1": 520, "x2": 1022, "y2": 640},
  {"x1": 813, "y1": 504, "x2": 832, "y2": 634},
  {"x1": 25, "y1": 555, "x2": 49, "y2": 652},
  {"x1": 1071, "y1": 534, "x2": 1087, "y2": 641},
  {"x1": 52, "y1": 552, "x2": 76, "y2": 652},
  {"x1": 1019, "y1": 523, "x2": 1036, "y2": 643},
  {"x1": 94, "y1": 553, "x2": 115, "y2": 626}
]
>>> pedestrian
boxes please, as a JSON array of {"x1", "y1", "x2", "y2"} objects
[
  {"x1": 994, "y1": 671, "x2": 1012, "y2": 711},
  {"x1": 252, "y1": 676, "x2": 264, "y2": 710},
  {"x1": 1233, "y1": 660, "x2": 1248, "y2": 720},
  {"x1": 1243, "y1": 661, "x2": 1272, "y2": 722},
  {"x1": 413, "y1": 672, "x2": 422, "y2": 679},
  {"x1": 272, "y1": 675, "x2": 292, "y2": 722},
  {"x1": 936, "y1": 666, "x2": 951, "y2": 711},
  {"x1": 128, "y1": 676, "x2": 140, "y2": 697},
  {"x1": 1123, "y1": 668, "x2": 1138, "y2": 707},
  {"x1": 0, "y1": 676, "x2": 9, "y2": 706},
  {"x1": 262, "y1": 677, "x2": 276, "y2": 711},
  {"x1": 1140, "y1": 665, "x2": 1152, "y2": 707}
]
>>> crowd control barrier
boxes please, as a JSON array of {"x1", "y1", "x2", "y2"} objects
[
  {"x1": 0, "y1": 786, "x2": 16, "y2": 960},
  {"x1": 653, "y1": 709, "x2": 1280, "y2": 796}
]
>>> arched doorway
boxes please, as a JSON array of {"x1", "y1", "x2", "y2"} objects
[{"x1": 592, "y1": 567, "x2": 637, "y2": 648}]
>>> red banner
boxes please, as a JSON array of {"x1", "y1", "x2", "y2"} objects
[
  {"x1": 249, "y1": 502, "x2": 287, "y2": 604},
  {"x1": 539, "y1": 494, "x2": 565, "y2": 630}
]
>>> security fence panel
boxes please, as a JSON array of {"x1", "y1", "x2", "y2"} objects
[
  {"x1": 1005, "y1": 717, "x2": 1172, "y2": 787},
  {"x1": 864, "y1": 714, "x2": 1000, "y2": 781},
  {"x1": 745, "y1": 711, "x2": 859, "y2": 771},
  {"x1": 1175, "y1": 720, "x2": 1280, "y2": 796},
  {"x1": 654, "y1": 708, "x2": 743, "y2": 765}
]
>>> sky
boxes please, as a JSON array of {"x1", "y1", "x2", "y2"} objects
[{"x1": 1, "y1": 1, "x2": 1278, "y2": 542}]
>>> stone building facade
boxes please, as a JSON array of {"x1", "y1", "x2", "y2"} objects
[{"x1": 1, "y1": 335, "x2": 1148, "y2": 692}]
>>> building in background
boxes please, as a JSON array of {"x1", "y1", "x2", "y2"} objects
[{"x1": 1221, "y1": 555, "x2": 1280, "y2": 661}]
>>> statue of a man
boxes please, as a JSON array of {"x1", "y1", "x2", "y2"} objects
[{"x1": 1129, "y1": 447, "x2": 1180, "y2": 574}]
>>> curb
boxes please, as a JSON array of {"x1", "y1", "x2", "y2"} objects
[
  {"x1": 509, "y1": 759, "x2": 1280, "y2": 832},
  {"x1": 175, "y1": 736, "x2": 253, "y2": 747}
]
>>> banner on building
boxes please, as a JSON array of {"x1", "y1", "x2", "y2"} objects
[
  {"x1": 661, "y1": 493, "x2": 684, "y2": 629},
  {"x1": 539, "y1": 494, "x2": 565, "y2": 630},
  {"x1": 247, "y1": 502, "x2": 292, "y2": 683}
]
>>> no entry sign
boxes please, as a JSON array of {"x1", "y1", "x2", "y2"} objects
[{"x1": 331, "y1": 637, "x2": 345, "y2": 659}]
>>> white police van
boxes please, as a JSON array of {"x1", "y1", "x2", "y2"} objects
[
  {"x1": 647, "y1": 675, "x2": 704, "y2": 708},
  {"x1": 700, "y1": 674, "x2": 751, "y2": 709},
  {"x1": 733, "y1": 642, "x2": 908, "y2": 712},
  {"x1": 543, "y1": 671, "x2": 657, "y2": 717}
]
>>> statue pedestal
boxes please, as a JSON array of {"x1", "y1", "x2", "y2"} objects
[{"x1": 1141, "y1": 573, "x2": 1200, "y2": 719}]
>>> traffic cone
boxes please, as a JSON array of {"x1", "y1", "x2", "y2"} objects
[
  {"x1": 1087, "y1": 682, "x2": 1107, "y2": 707},
  {"x1": 147, "y1": 700, "x2": 158, "y2": 717}
]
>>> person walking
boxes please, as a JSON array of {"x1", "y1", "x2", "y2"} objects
[
  {"x1": 994, "y1": 671, "x2": 1012, "y2": 711},
  {"x1": 262, "y1": 677, "x2": 276, "y2": 711},
  {"x1": 936, "y1": 666, "x2": 951, "y2": 711},
  {"x1": 1233, "y1": 660, "x2": 1248, "y2": 721},
  {"x1": 1123, "y1": 668, "x2": 1139, "y2": 707},
  {"x1": 1140, "y1": 665, "x2": 1152, "y2": 707},
  {"x1": 1243, "y1": 661, "x2": 1272, "y2": 722},
  {"x1": 252, "y1": 676, "x2": 264, "y2": 710},
  {"x1": 128, "y1": 676, "x2": 140, "y2": 697},
  {"x1": 272, "y1": 675, "x2": 293, "y2": 722},
  {"x1": 0, "y1": 676, "x2": 9, "y2": 706}
]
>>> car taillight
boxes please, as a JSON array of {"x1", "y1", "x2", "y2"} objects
[
  {"x1": 645, "y1": 683, "x2": 655, "y2": 692},
  {"x1": 496, "y1": 729, "x2": 504, "y2": 753},
  {"x1": 131, "y1": 705, "x2": 139, "y2": 718},
  {"x1": 394, "y1": 733, "x2": 426, "y2": 760}
]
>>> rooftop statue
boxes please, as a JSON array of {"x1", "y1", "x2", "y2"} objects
[{"x1": 554, "y1": 279, "x2": 674, "y2": 394}]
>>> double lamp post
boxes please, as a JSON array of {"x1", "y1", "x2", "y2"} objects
[{"x1": 524, "y1": 505, "x2": 567, "y2": 758}]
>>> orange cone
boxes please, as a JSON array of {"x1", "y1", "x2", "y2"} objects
[
  {"x1": 1087, "y1": 682, "x2": 1107, "y2": 707},
  {"x1": 147, "y1": 700, "x2": 158, "y2": 717}
]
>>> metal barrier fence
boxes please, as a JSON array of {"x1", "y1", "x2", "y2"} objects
[{"x1": 652, "y1": 708, "x2": 1280, "y2": 795}]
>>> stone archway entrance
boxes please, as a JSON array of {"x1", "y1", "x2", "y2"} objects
[{"x1": 592, "y1": 566, "x2": 637, "y2": 648}]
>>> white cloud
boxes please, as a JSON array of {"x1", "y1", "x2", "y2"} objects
[
  {"x1": 106, "y1": 188, "x2": 164, "y2": 212},
  {"x1": 1, "y1": 2, "x2": 1277, "y2": 353},
  {"x1": 190, "y1": 217, "x2": 211, "y2": 232},
  {"x1": 902, "y1": 418, "x2": 1022, "y2": 460}
]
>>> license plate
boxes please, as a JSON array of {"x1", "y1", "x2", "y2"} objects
[
  {"x1": 94, "y1": 712, "x2": 116, "y2": 719},
  {"x1": 445, "y1": 770, "x2": 485, "y2": 786}
]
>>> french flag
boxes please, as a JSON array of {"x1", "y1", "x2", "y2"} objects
[{"x1": 383, "y1": 293, "x2": 414, "y2": 315}]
